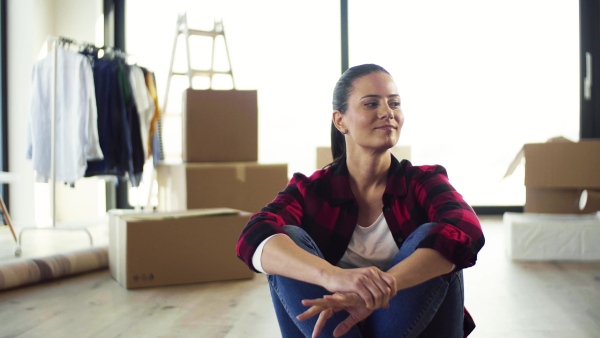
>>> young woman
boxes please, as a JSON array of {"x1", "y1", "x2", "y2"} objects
[{"x1": 236, "y1": 64, "x2": 485, "y2": 338}]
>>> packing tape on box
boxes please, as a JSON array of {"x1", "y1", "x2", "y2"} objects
[
  {"x1": 579, "y1": 189, "x2": 600, "y2": 213},
  {"x1": 235, "y1": 165, "x2": 246, "y2": 182}
]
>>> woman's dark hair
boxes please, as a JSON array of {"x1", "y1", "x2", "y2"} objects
[{"x1": 329, "y1": 64, "x2": 391, "y2": 168}]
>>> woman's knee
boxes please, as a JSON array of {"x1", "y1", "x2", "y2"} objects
[
  {"x1": 407, "y1": 222, "x2": 437, "y2": 242},
  {"x1": 392, "y1": 222, "x2": 438, "y2": 264},
  {"x1": 280, "y1": 225, "x2": 324, "y2": 258}
]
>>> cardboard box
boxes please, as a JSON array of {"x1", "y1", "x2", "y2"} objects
[
  {"x1": 108, "y1": 208, "x2": 254, "y2": 289},
  {"x1": 505, "y1": 139, "x2": 600, "y2": 214},
  {"x1": 182, "y1": 89, "x2": 258, "y2": 162},
  {"x1": 157, "y1": 162, "x2": 288, "y2": 213},
  {"x1": 504, "y1": 212, "x2": 600, "y2": 261},
  {"x1": 316, "y1": 145, "x2": 412, "y2": 169}
]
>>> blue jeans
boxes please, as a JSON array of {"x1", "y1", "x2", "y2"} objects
[{"x1": 267, "y1": 224, "x2": 464, "y2": 338}]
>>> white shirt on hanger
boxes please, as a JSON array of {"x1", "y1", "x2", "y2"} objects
[{"x1": 26, "y1": 45, "x2": 103, "y2": 184}]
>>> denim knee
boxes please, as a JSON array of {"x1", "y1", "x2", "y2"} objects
[
  {"x1": 404, "y1": 222, "x2": 437, "y2": 248},
  {"x1": 280, "y1": 225, "x2": 325, "y2": 258},
  {"x1": 392, "y1": 222, "x2": 437, "y2": 265}
]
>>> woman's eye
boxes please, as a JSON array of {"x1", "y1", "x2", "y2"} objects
[
  {"x1": 389, "y1": 101, "x2": 401, "y2": 108},
  {"x1": 365, "y1": 102, "x2": 378, "y2": 108}
]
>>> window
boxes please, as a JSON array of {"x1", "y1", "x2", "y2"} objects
[{"x1": 348, "y1": 1, "x2": 579, "y2": 206}]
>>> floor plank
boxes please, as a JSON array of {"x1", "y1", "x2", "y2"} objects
[{"x1": 1, "y1": 216, "x2": 600, "y2": 338}]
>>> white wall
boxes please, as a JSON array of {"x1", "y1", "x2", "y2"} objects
[
  {"x1": 54, "y1": 0, "x2": 99, "y2": 43},
  {"x1": 7, "y1": 0, "x2": 53, "y2": 226},
  {"x1": 7, "y1": 0, "x2": 103, "y2": 226}
]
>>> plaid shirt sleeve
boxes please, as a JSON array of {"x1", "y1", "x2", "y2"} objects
[
  {"x1": 236, "y1": 173, "x2": 307, "y2": 272},
  {"x1": 412, "y1": 165, "x2": 485, "y2": 270}
]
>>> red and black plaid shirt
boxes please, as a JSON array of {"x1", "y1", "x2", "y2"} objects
[{"x1": 236, "y1": 155, "x2": 484, "y2": 336}]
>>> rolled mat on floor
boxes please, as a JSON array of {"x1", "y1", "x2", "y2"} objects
[{"x1": 0, "y1": 246, "x2": 108, "y2": 291}]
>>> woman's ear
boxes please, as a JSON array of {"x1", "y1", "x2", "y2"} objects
[{"x1": 332, "y1": 110, "x2": 346, "y2": 134}]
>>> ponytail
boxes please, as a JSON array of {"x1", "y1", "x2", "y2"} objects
[
  {"x1": 327, "y1": 63, "x2": 390, "y2": 169},
  {"x1": 329, "y1": 121, "x2": 346, "y2": 167}
]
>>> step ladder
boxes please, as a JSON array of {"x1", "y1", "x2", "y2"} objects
[
  {"x1": 147, "y1": 12, "x2": 236, "y2": 210},
  {"x1": 163, "y1": 11, "x2": 235, "y2": 110}
]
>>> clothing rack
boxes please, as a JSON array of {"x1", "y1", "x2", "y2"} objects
[
  {"x1": 16, "y1": 36, "x2": 135, "y2": 256},
  {"x1": 74, "y1": 37, "x2": 147, "y2": 213}
]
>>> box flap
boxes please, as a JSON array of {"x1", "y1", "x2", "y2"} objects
[
  {"x1": 503, "y1": 147, "x2": 525, "y2": 178},
  {"x1": 504, "y1": 136, "x2": 575, "y2": 179},
  {"x1": 120, "y1": 208, "x2": 242, "y2": 221}
]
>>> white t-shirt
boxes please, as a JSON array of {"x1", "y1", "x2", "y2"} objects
[
  {"x1": 252, "y1": 213, "x2": 399, "y2": 273},
  {"x1": 337, "y1": 213, "x2": 399, "y2": 270}
]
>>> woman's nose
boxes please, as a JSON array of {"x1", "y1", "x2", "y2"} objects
[{"x1": 379, "y1": 108, "x2": 394, "y2": 119}]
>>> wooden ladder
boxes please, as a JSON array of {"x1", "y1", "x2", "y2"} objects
[
  {"x1": 0, "y1": 195, "x2": 17, "y2": 245},
  {"x1": 147, "y1": 12, "x2": 235, "y2": 210}
]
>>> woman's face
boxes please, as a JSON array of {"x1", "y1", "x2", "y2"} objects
[{"x1": 336, "y1": 71, "x2": 404, "y2": 155}]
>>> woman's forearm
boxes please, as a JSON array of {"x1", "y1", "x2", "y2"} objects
[
  {"x1": 261, "y1": 234, "x2": 335, "y2": 286},
  {"x1": 261, "y1": 234, "x2": 398, "y2": 310},
  {"x1": 387, "y1": 248, "x2": 455, "y2": 291}
]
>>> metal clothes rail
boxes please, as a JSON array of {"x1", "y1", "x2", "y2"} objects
[{"x1": 15, "y1": 36, "x2": 133, "y2": 256}]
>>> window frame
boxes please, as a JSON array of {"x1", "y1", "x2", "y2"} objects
[
  {"x1": 580, "y1": 0, "x2": 600, "y2": 139},
  {"x1": 1, "y1": 0, "x2": 8, "y2": 210}
]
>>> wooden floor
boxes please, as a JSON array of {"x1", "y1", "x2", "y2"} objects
[{"x1": 1, "y1": 216, "x2": 599, "y2": 338}]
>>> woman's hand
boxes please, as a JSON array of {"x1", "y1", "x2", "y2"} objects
[
  {"x1": 322, "y1": 266, "x2": 397, "y2": 309},
  {"x1": 297, "y1": 293, "x2": 375, "y2": 338}
]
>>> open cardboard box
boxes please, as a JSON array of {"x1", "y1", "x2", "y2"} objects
[
  {"x1": 504, "y1": 137, "x2": 600, "y2": 214},
  {"x1": 108, "y1": 208, "x2": 254, "y2": 289}
]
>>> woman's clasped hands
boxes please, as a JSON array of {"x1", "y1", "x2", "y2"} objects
[{"x1": 297, "y1": 266, "x2": 397, "y2": 338}]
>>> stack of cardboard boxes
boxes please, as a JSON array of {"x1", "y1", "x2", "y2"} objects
[
  {"x1": 157, "y1": 89, "x2": 289, "y2": 214},
  {"x1": 109, "y1": 89, "x2": 289, "y2": 289},
  {"x1": 503, "y1": 138, "x2": 600, "y2": 261}
]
